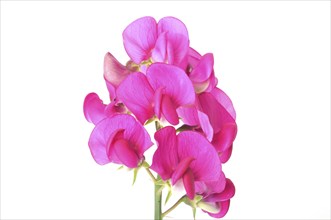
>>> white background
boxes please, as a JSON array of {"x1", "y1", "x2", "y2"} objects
[{"x1": 1, "y1": 1, "x2": 330, "y2": 219}]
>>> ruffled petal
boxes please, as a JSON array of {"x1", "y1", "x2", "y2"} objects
[
  {"x1": 198, "y1": 92, "x2": 235, "y2": 133},
  {"x1": 177, "y1": 131, "x2": 221, "y2": 182},
  {"x1": 151, "y1": 32, "x2": 167, "y2": 63},
  {"x1": 197, "y1": 111, "x2": 214, "y2": 141},
  {"x1": 177, "y1": 106, "x2": 199, "y2": 126},
  {"x1": 205, "y1": 179, "x2": 235, "y2": 202},
  {"x1": 211, "y1": 88, "x2": 236, "y2": 120},
  {"x1": 147, "y1": 63, "x2": 195, "y2": 107},
  {"x1": 161, "y1": 95, "x2": 179, "y2": 125},
  {"x1": 183, "y1": 169, "x2": 195, "y2": 200},
  {"x1": 212, "y1": 123, "x2": 237, "y2": 152},
  {"x1": 171, "y1": 157, "x2": 195, "y2": 184},
  {"x1": 104, "y1": 52, "x2": 130, "y2": 87},
  {"x1": 220, "y1": 145, "x2": 233, "y2": 164},
  {"x1": 117, "y1": 72, "x2": 154, "y2": 124},
  {"x1": 190, "y1": 53, "x2": 214, "y2": 83},
  {"x1": 123, "y1": 16, "x2": 157, "y2": 63},
  {"x1": 150, "y1": 126, "x2": 178, "y2": 180},
  {"x1": 207, "y1": 200, "x2": 230, "y2": 218},
  {"x1": 83, "y1": 93, "x2": 107, "y2": 125}
]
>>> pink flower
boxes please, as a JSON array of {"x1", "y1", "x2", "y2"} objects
[
  {"x1": 198, "y1": 177, "x2": 235, "y2": 218},
  {"x1": 117, "y1": 63, "x2": 195, "y2": 125},
  {"x1": 177, "y1": 88, "x2": 237, "y2": 163},
  {"x1": 123, "y1": 16, "x2": 189, "y2": 69},
  {"x1": 88, "y1": 114, "x2": 153, "y2": 168},
  {"x1": 83, "y1": 92, "x2": 126, "y2": 125},
  {"x1": 103, "y1": 52, "x2": 133, "y2": 100},
  {"x1": 150, "y1": 126, "x2": 221, "y2": 200},
  {"x1": 186, "y1": 48, "x2": 218, "y2": 93}
]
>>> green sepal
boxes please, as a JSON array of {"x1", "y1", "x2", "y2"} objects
[
  {"x1": 192, "y1": 207, "x2": 197, "y2": 220},
  {"x1": 164, "y1": 188, "x2": 172, "y2": 205},
  {"x1": 132, "y1": 167, "x2": 140, "y2": 185},
  {"x1": 117, "y1": 165, "x2": 124, "y2": 170}
]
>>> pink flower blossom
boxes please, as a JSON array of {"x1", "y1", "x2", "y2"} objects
[
  {"x1": 177, "y1": 88, "x2": 237, "y2": 163},
  {"x1": 199, "y1": 178, "x2": 235, "y2": 218},
  {"x1": 150, "y1": 126, "x2": 221, "y2": 200},
  {"x1": 186, "y1": 48, "x2": 218, "y2": 93},
  {"x1": 123, "y1": 16, "x2": 189, "y2": 69},
  {"x1": 88, "y1": 114, "x2": 153, "y2": 168},
  {"x1": 117, "y1": 63, "x2": 195, "y2": 125},
  {"x1": 83, "y1": 92, "x2": 126, "y2": 125}
]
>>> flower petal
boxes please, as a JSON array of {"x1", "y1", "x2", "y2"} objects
[
  {"x1": 161, "y1": 95, "x2": 179, "y2": 125},
  {"x1": 220, "y1": 145, "x2": 233, "y2": 164},
  {"x1": 177, "y1": 106, "x2": 199, "y2": 126},
  {"x1": 113, "y1": 139, "x2": 139, "y2": 168},
  {"x1": 190, "y1": 53, "x2": 214, "y2": 83},
  {"x1": 117, "y1": 72, "x2": 154, "y2": 124},
  {"x1": 147, "y1": 63, "x2": 195, "y2": 107},
  {"x1": 151, "y1": 32, "x2": 167, "y2": 63},
  {"x1": 83, "y1": 93, "x2": 107, "y2": 125},
  {"x1": 183, "y1": 169, "x2": 195, "y2": 200},
  {"x1": 211, "y1": 88, "x2": 236, "y2": 120},
  {"x1": 157, "y1": 17, "x2": 189, "y2": 66},
  {"x1": 205, "y1": 179, "x2": 235, "y2": 202},
  {"x1": 198, "y1": 92, "x2": 235, "y2": 133},
  {"x1": 197, "y1": 111, "x2": 214, "y2": 141},
  {"x1": 150, "y1": 126, "x2": 178, "y2": 180},
  {"x1": 177, "y1": 131, "x2": 221, "y2": 182},
  {"x1": 207, "y1": 200, "x2": 230, "y2": 218},
  {"x1": 123, "y1": 16, "x2": 157, "y2": 63},
  {"x1": 171, "y1": 157, "x2": 195, "y2": 184},
  {"x1": 212, "y1": 123, "x2": 237, "y2": 152},
  {"x1": 104, "y1": 52, "x2": 130, "y2": 87}
]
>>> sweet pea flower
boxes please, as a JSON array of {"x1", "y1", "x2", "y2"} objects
[
  {"x1": 103, "y1": 52, "x2": 135, "y2": 100},
  {"x1": 83, "y1": 92, "x2": 126, "y2": 125},
  {"x1": 186, "y1": 48, "x2": 218, "y2": 93},
  {"x1": 150, "y1": 126, "x2": 221, "y2": 200},
  {"x1": 198, "y1": 178, "x2": 235, "y2": 218},
  {"x1": 88, "y1": 114, "x2": 153, "y2": 168},
  {"x1": 123, "y1": 16, "x2": 189, "y2": 70},
  {"x1": 117, "y1": 63, "x2": 195, "y2": 125},
  {"x1": 177, "y1": 88, "x2": 237, "y2": 163}
]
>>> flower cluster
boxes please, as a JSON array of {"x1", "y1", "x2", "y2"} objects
[{"x1": 84, "y1": 16, "x2": 237, "y2": 219}]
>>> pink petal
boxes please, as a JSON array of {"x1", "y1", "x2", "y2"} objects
[
  {"x1": 158, "y1": 17, "x2": 189, "y2": 66},
  {"x1": 150, "y1": 126, "x2": 178, "y2": 180},
  {"x1": 183, "y1": 169, "x2": 195, "y2": 200},
  {"x1": 158, "y1": 17, "x2": 189, "y2": 39},
  {"x1": 207, "y1": 200, "x2": 230, "y2": 218},
  {"x1": 104, "y1": 52, "x2": 130, "y2": 87},
  {"x1": 177, "y1": 106, "x2": 199, "y2": 126},
  {"x1": 190, "y1": 53, "x2": 214, "y2": 83},
  {"x1": 123, "y1": 16, "x2": 157, "y2": 63},
  {"x1": 212, "y1": 123, "x2": 237, "y2": 152},
  {"x1": 113, "y1": 139, "x2": 139, "y2": 168},
  {"x1": 147, "y1": 63, "x2": 195, "y2": 107},
  {"x1": 166, "y1": 33, "x2": 189, "y2": 66},
  {"x1": 177, "y1": 131, "x2": 221, "y2": 182},
  {"x1": 117, "y1": 72, "x2": 154, "y2": 124},
  {"x1": 199, "y1": 171, "x2": 226, "y2": 196},
  {"x1": 197, "y1": 111, "x2": 214, "y2": 141},
  {"x1": 205, "y1": 179, "x2": 235, "y2": 202},
  {"x1": 211, "y1": 88, "x2": 236, "y2": 120},
  {"x1": 171, "y1": 157, "x2": 195, "y2": 184},
  {"x1": 83, "y1": 93, "x2": 107, "y2": 125},
  {"x1": 198, "y1": 92, "x2": 235, "y2": 133},
  {"x1": 153, "y1": 87, "x2": 164, "y2": 119},
  {"x1": 151, "y1": 32, "x2": 167, "y2": 62},
  {"x1": 161, "y1": 95, "x2": 179, "y2": 125},
  {"x1": 220, "y1": 145, "x2": 233, "y2": 164},
  {"x1": 187, "y1": 47, "x2": 202, "y2": 69}
]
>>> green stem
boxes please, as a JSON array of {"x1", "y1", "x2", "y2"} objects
[
  {"x1": 145, "y1": 167, "x2": 157, "y2": 183},
  {"x1": 161, "y1": 195, "x2": 186, "y2": 218},
  {"x1": 154, "y1": 176, "x2": 163, "y2": 220}
]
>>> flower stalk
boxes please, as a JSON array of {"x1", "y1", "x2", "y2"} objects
[{"x1": 154, "y1": 176, "x2": 163, "y2": 220}]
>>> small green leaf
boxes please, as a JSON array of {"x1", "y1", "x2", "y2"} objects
[{"x1": 117, "y1": 165, "x2": 124, "y2": 170}]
